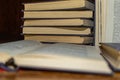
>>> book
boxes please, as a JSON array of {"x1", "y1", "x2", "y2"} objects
[
  {"x1": 101, "y1": 43, "x2": 120, "y2": 71},
  {"x1": 24, "y1": 35, "x2": 93, "y2": 44},
  {"x1": 24, "y1": 11, "x2": 93, "y2": 19},
  {"x1": 0, "y1": 40, "x2": 112, "y2": 74},
  {"x1": 24, "y1": 0, "x2": 94, "y2": 11},
  {"x1": 24, "y1": 19, "x2": 94, "y2": 27},
  {"x1": 23, "y1": 27, "x2": 91, "y2": 35},
  {"x1": 97, "y1": 0, "x2": 120, "y2": 43}
]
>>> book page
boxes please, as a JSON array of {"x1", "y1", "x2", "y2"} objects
[
  {"x1": 104, "y1": 0, "x2": 120, "y2": 42},
  {"x1": 0, "y1": 40, "x2": 42, "y2": 56},
  {"x1": 0, "y1": 53, "x2": 11, "y2": 63},
  {"x1": 14, "y1": 43, "x2": 112, "y2": 74},
  {"x1": 0, "y1": 40, "x2": 42, "y2": 63},
  {"x1": 19, "y1": 43, "x2": 102, "y2": 60}
]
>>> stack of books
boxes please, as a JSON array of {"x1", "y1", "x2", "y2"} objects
[{"x1": 23, "y1": 0, "x2": 95, "y2": 44}]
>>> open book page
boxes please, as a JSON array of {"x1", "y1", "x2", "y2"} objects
[
  {"x1": 16, "y1": 43, "x2": 102, "y2": 60},
  {"x1": 103, "y1": 0, "x2": 120, "y2": 42},
  {"x1": 14, "y1": 43, "x2": 112, "y2": 74},
  {"x1": 0, "y1": 53, "x2": 11, "y2": 64},
  {"x1": 0, "y1": 40, "x2": 42, "y2": 63}
]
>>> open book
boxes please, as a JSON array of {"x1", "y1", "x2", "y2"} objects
[{"x1": 0, "y1": 40, "x2": 112, "y2": 74}]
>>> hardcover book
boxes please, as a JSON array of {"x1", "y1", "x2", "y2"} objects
[
  {"x1": 24, "y1": 19, "x2": 94, "y2": 27},
  {"x1": 24, "y1": 0, "x2": 94, "y2": 11},
  {"x1": 24, "y1": 35, "x2": 93, "y2": 44},
  {"x1": 23, "y1": 27, "x2": 91, "y2": 35},
  {"x1": 24, "y1": 11, "x2": 93, "y2": 19}
]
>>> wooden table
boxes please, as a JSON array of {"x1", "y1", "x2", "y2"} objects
[{"x1": 0, "y1": 71, "x2": 120, "y2": 80}]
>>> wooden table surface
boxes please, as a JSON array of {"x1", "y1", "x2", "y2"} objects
[{"x1": 0, "y1": 71, "x2": 120, "y2": 80}]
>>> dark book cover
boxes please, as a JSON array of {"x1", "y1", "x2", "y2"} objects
[{"x1": 102, "y1": 43, "x2": 120, "y2": 51}]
